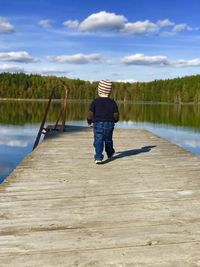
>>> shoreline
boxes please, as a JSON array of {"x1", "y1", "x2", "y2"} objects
[
  {"x1": 0, "y1": 98, "x2": 200, "y2": 105},
  {"x1": 0, "y1": 98, "x2": 90, "y2": 103}
]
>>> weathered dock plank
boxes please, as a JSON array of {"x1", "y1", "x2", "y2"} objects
[{"x1": 1, "y1": 126, "x2": 200, "y2": 266}]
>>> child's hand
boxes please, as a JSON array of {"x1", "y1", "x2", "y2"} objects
[{"x1": 87, "y1": 118, "x2": 92, "y2": 125}]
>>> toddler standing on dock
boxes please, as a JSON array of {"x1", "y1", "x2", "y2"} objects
[{"x1": 87, "y1": 80, "x2": 119, "y2": 164}]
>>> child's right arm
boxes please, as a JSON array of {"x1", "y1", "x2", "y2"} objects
[
  {"x1": 87, "y1": 100, "x2": 95, "y2": 125},
  {"x1": 87, "y1": 111, "x2": 93, "y2": 125}
]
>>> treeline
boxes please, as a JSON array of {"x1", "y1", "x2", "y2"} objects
[
  {"x1": 0, "y1": 73, "x2": 97, "y2": 100},
  {"x1": 1, "y1": 72, "x2": 200, "y2": 103}
]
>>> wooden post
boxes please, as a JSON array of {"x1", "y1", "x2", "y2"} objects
[
  {"x1": 61, "y1": 87, "x2": 68, "y2": 132},
  {"x1": 53, "y1": 108, "x2": 63, "y2": 131},
  {"x1": 32, "y1": 89, "x2": 54, "y2": 150}
]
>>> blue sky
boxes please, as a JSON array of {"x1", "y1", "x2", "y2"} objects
[{"x1": 0, "y1": 0, "x2": 200, "y2": 82}]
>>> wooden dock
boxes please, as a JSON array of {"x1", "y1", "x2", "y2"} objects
[{"x1": 1, "y1": 126, "x2": 200, "y2": 266}]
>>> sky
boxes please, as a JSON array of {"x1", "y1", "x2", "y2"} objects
[{"x1": 0, "y1": 0, "x2": 200, "y2": 82}]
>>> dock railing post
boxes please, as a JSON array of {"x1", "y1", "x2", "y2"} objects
[
  {"x1": 61, "y1": 87, "x2": 68, "y2": 132},
  {"x1": 32, "y1": 85, "x2": 68, "y2": 150},
  {"x1": 53, "y1": 86, "x2": 68, "y2": 132},
  {"x1": 32, "y1": 88, "x2": 55, "y2": 150}
]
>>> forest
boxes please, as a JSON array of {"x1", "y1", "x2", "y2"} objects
[{"x1": 1, "y1": 72, "x2": 200, "y2": 103}]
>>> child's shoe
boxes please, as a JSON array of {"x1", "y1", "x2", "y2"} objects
[
  {"x1": 95, "y1": 154, "x2": 104, "y2": 164},
  {"x1": 95, "y1": 159, "x2": 103, "y2": 164}
]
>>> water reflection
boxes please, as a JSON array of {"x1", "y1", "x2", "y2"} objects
[
  {"x1": 0, "y1": 100, "x2": 200, "y2": 183},
  {"x1": 1, "y1": 100, "x2": 200, "y2": 130},
  {"x1": 0, "y1": 124, "x2": 38, "y2": 183}
]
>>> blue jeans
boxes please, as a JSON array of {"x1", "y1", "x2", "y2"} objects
[{"x1": 93, "y1": 121, "x2": 115, "y2": 160}]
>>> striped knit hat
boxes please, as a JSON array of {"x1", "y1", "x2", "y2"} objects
[{"x1": 98, "y1": 80, "x2": 112, "y2": 97}]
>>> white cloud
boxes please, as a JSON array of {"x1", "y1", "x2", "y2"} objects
[
  {"x1": 161, "y1": 23, "x2": 197, "y2": 36},
  {"x1": 117, "y1": 79, "x2": 138, "y2": 83},
  {"x1": 122, "y1": 53, "x2": 169, "y2": 66},
  {"x1": 0, "y1": 127, "x2": 34, "y2": 148},
  {"x1": 0, "y1": 16, "x2": 15, "y2": 33},
  {"x1": 174, "y1": 58, "x2": 200, "y2": 67},
  {"x1": 0, "y1": 64, "x2": 24, "y2": 73},
  {"x1": 0, "y1": 64, "x2": 71, "y2": 77},
  {"x1": 183, "y1": 140, "x2": 200, "y2": 148},
  {"x1": 172, "y1": 23, "x2": 189, "y2": 32},
  {"x1": 0, "y1": 51, "x2": 38, "y2": 63},
  {"x1": 79, "y1": 11, "x2": 126, "y2": 32},
  {"x1": 30, "y1": 68, "x2": 71, "y2": 76},
  {"x1": 0, "y1": 125, "x2": 37, "y2": 136},
  {"x1": 0, "y1": 139, "x2": 28, "y2": 147},
  {"x1": 160, "y1": 31, "x2": 176, "y2": 37},
  {"x1": 38, "y1": 19, "x2": 53, "y2": 28},
  {"x1": 64, "y1": 11, "x2": 197, "y2": 36},
  {"x1": 122, "y1": 53, "x2": 200, "y2": 68},
  {"x1": 121, "y1": 20, "x2": 158, "y2": 34},
  {"x1": 157, "y1": 19, "x2": 175, "y2": 27},
  {"x1": 172, "y1": 23, "x2": 198, "y2": 33},
  {"x1": 63, "y1": 20, "x2": 79, "y2": 28},
  {"x1": 47, "y1": 53, "x2": 103, "y2": 64}
]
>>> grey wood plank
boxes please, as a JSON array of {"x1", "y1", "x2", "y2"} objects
[{"x1": 1, "y1": 127, "x2": 200, "y2": 266}]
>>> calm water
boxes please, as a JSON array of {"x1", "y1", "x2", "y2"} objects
[{"x1": 1, "y1": 100, "x2": 200, "y2": 183}]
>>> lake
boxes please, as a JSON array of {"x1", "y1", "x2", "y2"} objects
[{"x1": 1, "y1": 100, "x2": 200, "y2": 183}]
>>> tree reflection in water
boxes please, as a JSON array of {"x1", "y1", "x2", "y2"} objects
[{"x1": 0, "y1": 100, "x2": 200, "y2": 130}]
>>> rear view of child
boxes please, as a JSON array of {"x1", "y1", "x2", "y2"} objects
[{"x1": 87, "y1": 80, "x2": 119, "y2": 164}]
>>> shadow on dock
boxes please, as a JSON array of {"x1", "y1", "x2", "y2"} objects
[{"x1": 103, "y1": 145, "x2": 156, "y2": 164}]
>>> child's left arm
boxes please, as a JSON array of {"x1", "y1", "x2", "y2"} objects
[
  {"x1": 114, "y1": 112, "x2": 119, "y2": 123},
  {"x1": 113, "y1": 101, "x2": 119, "y2": 123}
]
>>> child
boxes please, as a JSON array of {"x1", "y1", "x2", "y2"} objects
[{"x1": 87, "y1": 80, "x2": 119, "y2": 164}]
